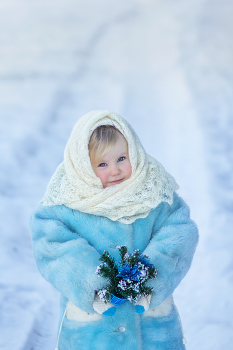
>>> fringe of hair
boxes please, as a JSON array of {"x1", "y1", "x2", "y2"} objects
[{"x1": 88, "y1": 125, "x2": 123, "y2": 164}]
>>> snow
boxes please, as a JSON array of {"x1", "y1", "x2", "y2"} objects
[{"x1": 0, "y1": 0, "x2": 233, "y2": 349}]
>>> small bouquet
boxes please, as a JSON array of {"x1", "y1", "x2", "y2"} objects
[{"x1": 96, "y1": 246, "x2": 158, "y2": 305}]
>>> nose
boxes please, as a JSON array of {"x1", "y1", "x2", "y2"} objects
[{"x1": 110, "y1": 163, "x2": 120, "y2": 176}]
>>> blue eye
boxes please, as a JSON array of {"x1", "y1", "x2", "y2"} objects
[
  {"x1": 98, "y1": 163, "x2": 107, "y2": 167},
  {"x1": 118, "y1": 156, "x2": 125, "y2": 162}
]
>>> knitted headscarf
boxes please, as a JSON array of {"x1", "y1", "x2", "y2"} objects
[{"x1": 42, "y1": 110, "x2": 178, "y2": 224}]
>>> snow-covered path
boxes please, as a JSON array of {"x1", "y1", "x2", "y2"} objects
[{"x1": 0, "y1": 1, "x2": 233, "y2": 349}]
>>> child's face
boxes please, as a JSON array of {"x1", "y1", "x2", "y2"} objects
[{"x1": 91, "y1": 133, "x2": 132, "y2": 188}]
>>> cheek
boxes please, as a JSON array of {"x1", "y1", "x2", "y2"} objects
[
  {"x1": 125, "y1": 162, "x2": 132, "y2": 178},
  {"x1": 94, "y1": 168, "x2": 108, "y2": 186}
]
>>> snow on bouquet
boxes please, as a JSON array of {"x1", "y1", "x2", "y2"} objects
[{"x1": 95, "y1": 246, "x2": 158, "y2": 305}]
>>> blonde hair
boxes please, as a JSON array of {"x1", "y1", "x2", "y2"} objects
[{"x1": 89, "y1": 125, "x2": 123, "y2": 164}]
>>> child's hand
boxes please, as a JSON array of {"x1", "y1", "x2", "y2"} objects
[
  {"x1": 93, "y1": 293, "x2": 116, "y2": 316},
  {"x1": 135, "y1": 294, "x2": 152, "y2": 314}
]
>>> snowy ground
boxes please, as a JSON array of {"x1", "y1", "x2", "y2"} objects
[{"x1": 0, "y1": 0, "x2": 233, "y2": 349}]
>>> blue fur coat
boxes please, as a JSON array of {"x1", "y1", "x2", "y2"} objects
[{"x1": 30, "y1": 192, "x2": 198, "y2": 350}]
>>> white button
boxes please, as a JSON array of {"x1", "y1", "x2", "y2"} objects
[{"x1": 118, "y1": 327, "x2": 125, "y2": 332}]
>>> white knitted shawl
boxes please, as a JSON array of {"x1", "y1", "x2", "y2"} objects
[{"x1": 42, "y1": 110, "x2": 179, "y2": 224}]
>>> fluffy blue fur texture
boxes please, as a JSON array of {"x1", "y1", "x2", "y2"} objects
[{"x1": 30, "y1": 192, "x2": 198, "y2": 350}]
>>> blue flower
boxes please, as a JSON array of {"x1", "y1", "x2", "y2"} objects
[
  {"x1": 139, "y1": 255, "x2": 153, "y2": 267},
  {"x1": 117, "y1": 263, "x2": 141, "y2": 281}
]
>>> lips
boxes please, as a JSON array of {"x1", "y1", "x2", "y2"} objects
[{"x1": 109, "y1": 178, "x2": 124, "y2": 185}]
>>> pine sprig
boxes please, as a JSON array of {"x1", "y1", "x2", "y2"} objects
[
  {"x1": 96, "y1": 246, "x2": 158, "y2": 304},
  {"x1": 119, "y1": 246, "x2": 128, "y2": 265},
  {"x1": 99, "y1": 251, "x2": 116, "y2": 269}
]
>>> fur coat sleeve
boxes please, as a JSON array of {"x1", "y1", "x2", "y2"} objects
[
  {"x1": 142, "y1": 193, "x2": 199, "y2": 309},
  {"x1": 30, "y1": 205, "x2": 107, "y2": 314}
]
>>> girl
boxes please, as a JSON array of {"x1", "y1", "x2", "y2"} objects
[{"x1": 30, "y1": 110, "x2": 198, "y2": 350}]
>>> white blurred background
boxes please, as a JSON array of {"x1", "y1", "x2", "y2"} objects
[{"x1": 0, "y1": 1, "x2": 233, "y2": 349}]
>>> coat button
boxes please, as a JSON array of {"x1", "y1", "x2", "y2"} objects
[{"x1": 118, "y1": 327, "x2": 125, "y2": 332}]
